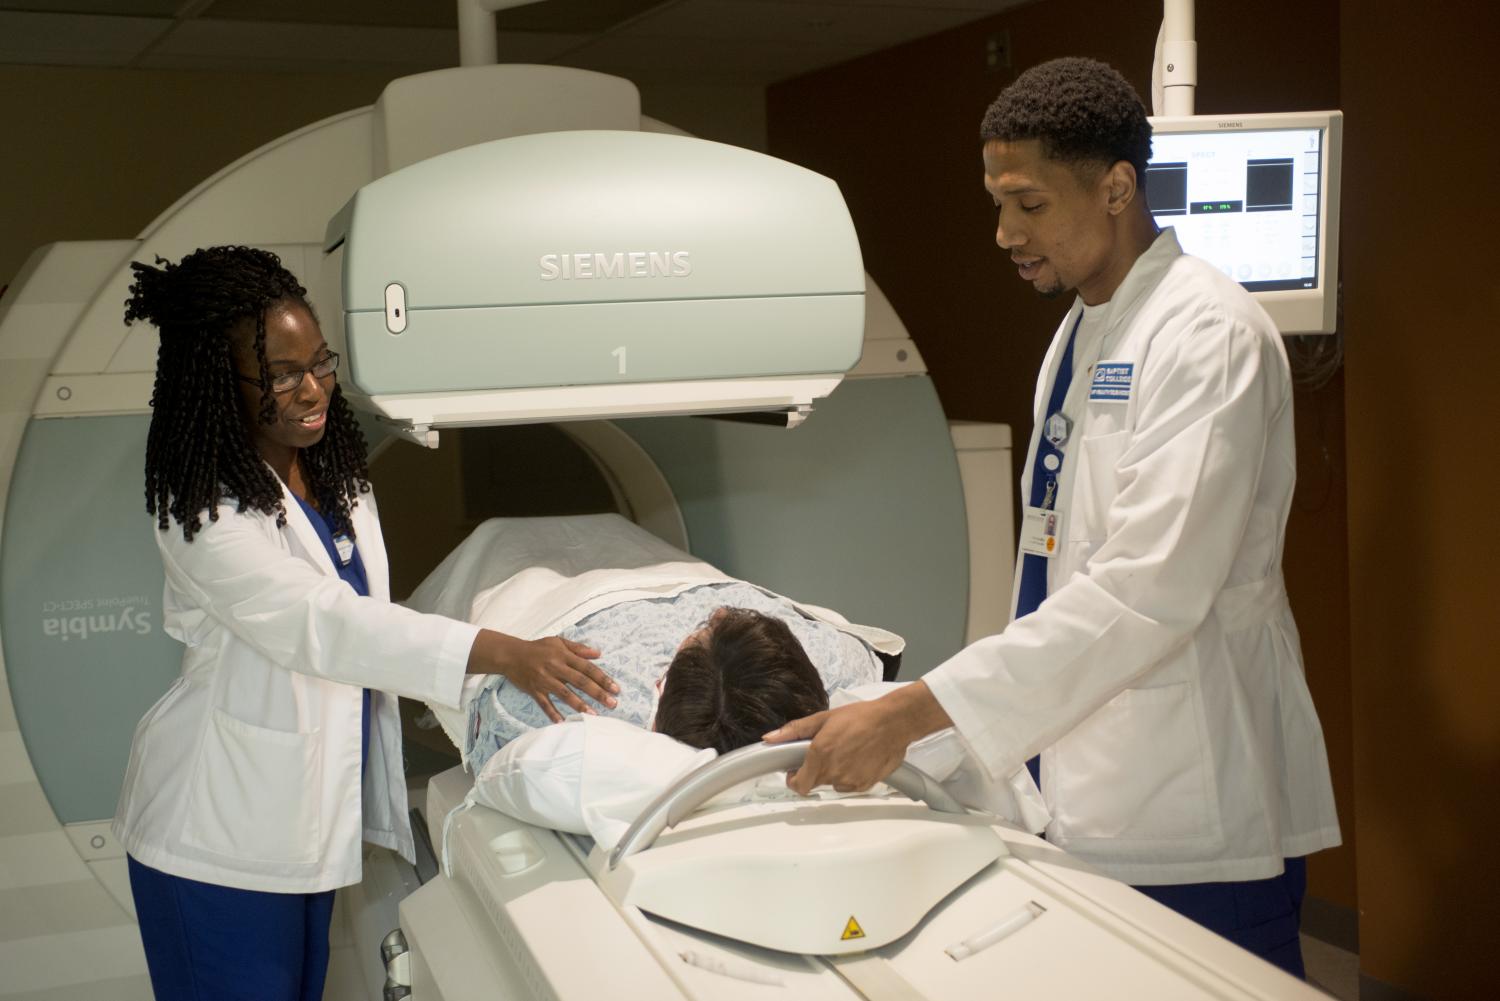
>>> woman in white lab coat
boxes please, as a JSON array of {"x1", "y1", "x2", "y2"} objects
[{"x1": 110, "y1": 246, "x2": 617, "y2": 1001}]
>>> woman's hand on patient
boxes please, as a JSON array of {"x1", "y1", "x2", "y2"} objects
[{"x1": 467, "y1": 630, "x2": 618, "y2": 723}]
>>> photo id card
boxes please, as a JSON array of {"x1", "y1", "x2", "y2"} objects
[{"x1": 1019, "y1": 505, "x2": 1062, "y2": 558}]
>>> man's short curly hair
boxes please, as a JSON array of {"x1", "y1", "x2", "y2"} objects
[{"x1": 980, "y1": 57, "x2": 1153, "y2": 181}]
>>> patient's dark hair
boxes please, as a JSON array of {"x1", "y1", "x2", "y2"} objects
[{"x1": 655, "y1": 608, "x2": 828, "y2": 755}]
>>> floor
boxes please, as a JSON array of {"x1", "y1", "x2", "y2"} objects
[{"x1": 1303, "y1": 933, "x2": 1360, "y2": 1000}]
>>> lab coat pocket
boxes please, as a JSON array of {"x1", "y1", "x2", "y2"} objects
[
  {"x1": 181, "y1": 709, "x2": 323, "y2": 863},
  {"x1": 1068, "y1": 429, "x2": 1130, "y2": 542},
  {"x1": 1051, "y1": 682, "x2": 1216, "y2": 843}
]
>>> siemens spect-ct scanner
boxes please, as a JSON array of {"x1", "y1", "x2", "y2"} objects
[
  {"x1": 0, "y1": 60, "x2": 1333, "y2": 1001},
  {"x1": 0, "y1": 63, "x2": 1009, "y2": 1000}
]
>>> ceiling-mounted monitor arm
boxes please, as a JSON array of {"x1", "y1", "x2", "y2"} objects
[
  {"x1": 1151, "y1": 0, "x2": 1197, "y2": 117},
  {"x1": 458, "y1": 0, "x2": 549, "y2": 66}
]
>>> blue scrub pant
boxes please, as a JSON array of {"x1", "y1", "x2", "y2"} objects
[
  {"x1": 1134, "y1": 857, "x2": 1307, "y2": 979},
  {"x1": 127, "y1": 856, "x2": 335, "y2": 1001}
]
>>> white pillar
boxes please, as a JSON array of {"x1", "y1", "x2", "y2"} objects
[
  {"x1": 456, "y1": 0, "x2": 550, "y2": 67},
  {"x1": 1159, "y1": 0, "x2": 1197, "y2": 116}
]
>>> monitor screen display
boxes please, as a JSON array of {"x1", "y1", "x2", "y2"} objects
[
  {"x1": 1146, "y1": 125, "x2": 1326, "y2": 294},
  {"x1": 1143, "y1": 111, "x2": 1342, "y2": 334}
]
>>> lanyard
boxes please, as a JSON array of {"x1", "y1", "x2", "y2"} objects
[
  {"x1": 1028, "y1": 311, "x2": 1083, "y2": 513},
  {"x1": 1018, "y1": 310, "x2": 1084, "y2": 790}
]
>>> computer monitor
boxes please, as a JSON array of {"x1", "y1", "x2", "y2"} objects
[{"x1": 1146, "y1": 111, "x2": 1343, "y2": 334}]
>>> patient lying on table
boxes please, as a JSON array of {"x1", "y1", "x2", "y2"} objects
[
  {"x1": 405, "y1": 513, "x2": 895, "y2": 775},
  {"x1": 409, "y1": 514, "x2": 1047, "y2": 851},
  {"x1": 466, "y1": 583, "x2": 885, "y2": 773}
]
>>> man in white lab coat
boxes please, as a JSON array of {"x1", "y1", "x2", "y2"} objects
[{"x1": 767, "y1": 57, "x2": 1340, "y2": 977}]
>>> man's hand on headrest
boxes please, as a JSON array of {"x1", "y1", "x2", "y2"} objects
[
  {"x1": 764, "y1": 701, "x2": 902, "y2": 796},
  {"x1": 765, "y1": 682, "x2": 953, "y2": 796}
]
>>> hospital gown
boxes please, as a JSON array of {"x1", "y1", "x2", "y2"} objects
[{"x1": 465, "y1": 581, "x2": 881, "y2": 772}]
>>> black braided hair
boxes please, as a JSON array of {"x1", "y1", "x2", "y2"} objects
[
  {"x1": 127, "y1": 246, "x2": 369, "y2": 542},
  {"x1": 980, "y1": 57, "x2": 1154, "y2": 181}
]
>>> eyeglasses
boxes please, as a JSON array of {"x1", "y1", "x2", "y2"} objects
[{"x1": 236, "y1": 352, "x2": 340, "y2": 394}]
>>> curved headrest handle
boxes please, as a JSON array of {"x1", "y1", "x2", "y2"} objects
[{"x1": 607, "y1": 739, "x2": 965, "y2": 870}]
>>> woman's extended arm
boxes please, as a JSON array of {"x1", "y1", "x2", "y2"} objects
[{"x1": 466, "y1": 630, "x2": 617, "y2": 723}]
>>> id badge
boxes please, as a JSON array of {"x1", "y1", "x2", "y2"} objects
[
  {"x1": 1019, "y1": 506, "x2": 1062, "y2": 558},
  {"x1": 333, "y1": 533, "x2": 355, "y2": 566}
]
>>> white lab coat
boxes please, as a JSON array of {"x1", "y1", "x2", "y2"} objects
[
  {"x1": 113, "y1": 482, "x2": 477, "y2": 893},
  {"x1": 923, "y1": 230, "x2": 1341, "y2": 885},
  {"x1": 466, "y1": 683, "x2": 1050, "y2": 852}
]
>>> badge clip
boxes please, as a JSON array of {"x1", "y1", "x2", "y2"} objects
[{"x1": 1044, "y1": 412, "x2": 1073, "y2": 450}]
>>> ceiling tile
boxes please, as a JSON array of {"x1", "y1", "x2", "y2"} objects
[
  {"x1": 198, "y1": 0, "x2": 455, "y2": 30},
  {"x1": 561, "y1": 30, "x2": 855, "y2": 85},
  {"x1": 1, "y1": 0, "x2": 178, "y2": 15},
  {"x1": 142, "y1": 18, "x2": 456, "y2": 67},
  {"x1": 135, "y1": 50, "x2": 448, "y2": 73},
  {"x1": 618, "y1": 0, "x2": 986, "y2": 47},
  {"x1": 134, "y1": 19, "x2": 592, "y2": 72},
  {"x1": 760, "y1": 0, "x2": 1024, "y2": 10},
  {"x1": 0, "y1": 0, "x2": 1045, "y2": 83},
  {"x1": 196, "y1": 0, "x2": 668, "y2": 33},
  {"x1": 0, "y1": 10, "x2": 170, "y2": 66},
  {"x1": 493, "y1": 30, "x2": 596, "y2": 62},
  {"x1": 491, "y1": 0, "x2": 678, "y2": 33}
]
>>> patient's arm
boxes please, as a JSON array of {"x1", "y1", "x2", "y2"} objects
[
  {"x1": 471, "y1": 715, "x2": 715, "y2": 848},
  {"x1": 470, "y1": 719, "x2": 592, "y2": 836}
]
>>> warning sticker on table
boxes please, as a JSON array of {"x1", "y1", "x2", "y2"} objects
[{"x1": 841, "y1": 916, "x2": 866, "y2": 941}]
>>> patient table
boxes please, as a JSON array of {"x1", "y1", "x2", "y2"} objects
[{"x1": 400, "y1": 749, "x2": 1326, "y2": 1001}]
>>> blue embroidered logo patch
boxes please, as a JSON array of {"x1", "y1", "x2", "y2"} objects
[{"x1": 1089, "y1": 362, "x2": 1133, "y2": 403}]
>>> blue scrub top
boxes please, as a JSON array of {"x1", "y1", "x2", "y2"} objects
[{"x1": 291, "y1": 494, "x2": 372, "y2": 768}]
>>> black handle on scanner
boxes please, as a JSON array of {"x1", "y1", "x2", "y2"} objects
[{"x1": 607, "y1": 739, "x2": 966, "y2": 870}]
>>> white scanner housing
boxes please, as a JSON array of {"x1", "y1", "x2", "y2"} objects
[{"x1": 323, "y1": 130, "x2": 866, "y2": 444}]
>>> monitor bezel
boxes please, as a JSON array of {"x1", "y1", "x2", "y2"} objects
[{"x1": 1147, "y1": 110, "x2": 1343, "y2": 335}]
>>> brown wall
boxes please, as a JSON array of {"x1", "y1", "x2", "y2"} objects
[
  {"x1": 768, "y1": 0, "x2": 1356, "y2": 908},
  {"x1": 1339, "y1": 2, "x2": 1500, "y2": 997},
  {"x1": 0, "y1": 64, "x2": 400, "y2": 286},
  {"x1": 770, "y1": 1, "x2": 1500, "y2": 996},
  {"x1": 0, "y1": 66, "x2": 767, "y2": 289}
]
